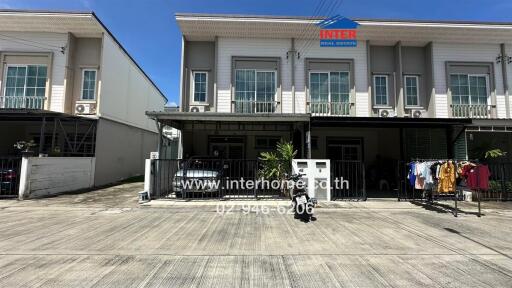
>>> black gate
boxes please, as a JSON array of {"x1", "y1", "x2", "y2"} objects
[
  {"x1": 151, "y1": 159, "x2": 284, "y2": 199},
  {"x1": 0, "y1": 157, "x2": 21, "y2": 198},
  {"x1": 331, "y1": 160, "x2": 366, "y2": 200},
  {"x1": 486, "y1": 163, "x2": 512, "y2": 201}
]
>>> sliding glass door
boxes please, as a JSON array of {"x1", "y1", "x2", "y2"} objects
[{"x1": 235, "y1": 69, "x2": 276, "y2": 113}]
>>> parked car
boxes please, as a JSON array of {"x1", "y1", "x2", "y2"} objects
[
  {"x1": 0, "y1": 168, "x2": 17, "y2": 196},
  {"x1": 173, "y1": 156, "x2": 225, "y2": 197}
]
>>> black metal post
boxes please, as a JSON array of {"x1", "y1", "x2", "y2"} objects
[{"x1": 39, "y1": 116, "x2": 46, "y2": 155}]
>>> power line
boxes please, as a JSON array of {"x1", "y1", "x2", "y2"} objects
[
  {"x1": 0, "y1": 35, "x2": 64, "y2": 53},
  {"x1": 294, "y1": 0, "x2": 327, "y2": 46},
  {"x1": 0, "y1": 33, "x2": 63, "y2": 50},
  {"x1": 300, "y1": 0, "x2": 345, "y2": 56},
  {"x1": 297, "y1": 0, "x2": 337, "y2": 53}
]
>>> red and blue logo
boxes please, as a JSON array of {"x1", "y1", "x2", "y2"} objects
[{"x1": 317, "y1": 15, "x2": 359, "y2": 47}]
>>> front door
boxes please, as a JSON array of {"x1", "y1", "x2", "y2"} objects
[
  {"x1": 208, "y1": 136, "x2": 245, "y2": 159},
  {"x1": 327, "y1": 138, "x2": 365, "y2": 200},
  {"x1": 327, "y1": 139, "x2": 362, "y2": 161}
]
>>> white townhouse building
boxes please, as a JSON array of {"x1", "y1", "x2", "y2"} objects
[
  {"x1": 0, "y1": 10, "x2": 166, "y2": 197},
  {"x1": 147, "y1": 13, "x2": 512, "y2": 199}
]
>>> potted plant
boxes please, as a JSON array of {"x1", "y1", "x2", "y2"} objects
[
  {"x1": 13, "y1": 140, "x2": 37, "y2": 157},
  {"x1": 258, "y1": 139, "x2": 297, "y2": 198}
]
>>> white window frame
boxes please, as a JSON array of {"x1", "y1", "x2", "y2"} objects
[
  {"x1": 450, "y1": 73, "x2": 490, "y2": 106},
  {"x1": 234, "y1": 69, "x2": 277, "y2": 102},
  {"x1": 3, "y1": 64, "x2": 47, "y2": 97},
  {"x1": 192, "y1": 71, "x2": 208, "y2": 104},
  {"x1": 373, "y1": 74, "x2": 389, "y2": 107},
  {"x1": 80, "y1": 68, "x2": 97, "y2": 101},
  {"x1": 404, "y1": 75, "x2": 420, "y2": 108},
  {"x1": 308, "y1": 70, "x2": 350, "y2": 103}
]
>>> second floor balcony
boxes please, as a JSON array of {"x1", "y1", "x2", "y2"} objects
[
  {"x1": 307, "y1": 101, "x2": 351, "y2": 117},
  {"x1": 451, "y1": 104, "x2": 494, "y2": 119},
  {"x1": 0, "y1": 96, "x2": 46, "y2": 110},
  {"x1": 233, "y1": 100, "x2": 278, "y2": 114}
]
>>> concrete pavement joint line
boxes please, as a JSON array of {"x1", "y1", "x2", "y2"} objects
[
  {"x1": 1, "y1": 253, "x2": 508, "y2": 256},
  {"x1": 362, "y1": 207, "x2": 512, "y2": 279}
]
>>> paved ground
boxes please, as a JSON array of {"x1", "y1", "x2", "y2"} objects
[{"x1": 0, "y1": 183, "x2": 512, "y2": 287}]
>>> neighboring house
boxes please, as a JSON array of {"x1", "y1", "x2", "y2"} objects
[{"x1": 0, "y1": 10, "x2": 166, "y2": 190}]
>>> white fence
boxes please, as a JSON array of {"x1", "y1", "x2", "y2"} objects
[{"x1": 19, "y1": 157, "x2": 95, "y2": 199}]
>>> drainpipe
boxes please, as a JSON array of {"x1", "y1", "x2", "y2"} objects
[
  {"x1": 501, "y1": 43, "x2": 510, "y2": 118},
  {"x1": 291, "y1": 38, "x2": 296, "y2": 114}
]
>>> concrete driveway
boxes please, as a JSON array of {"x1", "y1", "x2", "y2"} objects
[{"x1": 0, "y1": 182, "x2": 511, "y2": 287}]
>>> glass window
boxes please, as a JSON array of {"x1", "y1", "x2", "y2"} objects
[
  {"x1": 3, "y1": 65, "x2": 47, "y2": 109},
  {"x1": 309, "y1": 72, "x2": 329, "y2": 103},
  {"x1": 373, "y1": 75, "x2": 388, "y2": 106},
  {"x1": 405, "y1": 75, "x2": 419, "y2": 106},
  {"x1": 329, "y1": 72, "x2": 350, "y2": 103},
  {"x1": 81, "y1": 69, "x2": 97, "y2": 100},
  {"x1": 234, "y1": 69, "x2": 275, "y2": 113},
  {"x1": 193, "y1": 72, "x2": 207, "y2": 103},
  {"x1": 5, "y1": 65, "x2": 47, "y2": 97},
  {"x1": 450, "y1": 74, "x2": 487, "y2": 105}
]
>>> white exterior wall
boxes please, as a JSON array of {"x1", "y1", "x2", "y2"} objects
[
  {"x1": 19, "y1": 157, "x2": 95, "y2": 199},
  {"x1": 295, "y1": 39, "x2": 368, "y2": 116},
  {"x1": 0, "y1": 32, "x2": 67, "y2": 112},
  {"x1": 507, "y1": 45, "x2": 512, "y2": 116},
  {"x1": 432, "y1": 42, "x2": 505, "y2": 118},
  {"x1": 217, "y1": 37, "x2": 368, "y2": 115},
  {"x1": 99, "y1": 34, "x2": 165, "y2": 132},
  {"x1": 217, "y1": 37, "x2": 291, "y2": 113}
]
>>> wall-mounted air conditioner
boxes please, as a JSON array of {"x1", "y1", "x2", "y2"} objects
[
  {"x1": 189, "y1": 105, "x2": 205, "y2": 112},
  {"x1": 378, "y1": 108, "x2": 396, "y2": 118},
  {"x1": 75, "y1": 103, "x2": 96, "y2": 115},
  {"x1": 409, "y1": 109, "x2": 427, "y2": 118}
]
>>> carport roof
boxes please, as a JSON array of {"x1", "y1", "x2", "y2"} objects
[
  {"x1": 0, "y1": 109, "x2": 97, "y2": 122},
  {"x1": 311, "y1": 116, "x2": 472, "y2": 127},
  {"x1": 146, "y1": 111, "x2": 310, "y2": 128},
  {"x1": 146, "y1": 111, "x2": 474, "y2": 129}
]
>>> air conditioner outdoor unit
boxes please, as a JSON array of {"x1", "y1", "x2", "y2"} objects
[
  {"x1": 189, "y1": 105, "x2": 205, "y2": 112},
  {"x1": 410, "y1": 109, "x2": 427, "y2": 118},
  {"x1": 378, "y1": 109, "x2": 396, "y2": 118},
  {"x1": 75, "y1": 103, "x2": 96, "y2": 115}
]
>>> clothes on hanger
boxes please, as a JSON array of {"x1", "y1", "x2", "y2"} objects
[
  {"x1": 463, "y1": 163, "x2": 491, "y2": 191},
  {"x1": 438, "y1": 161, "x2": 456, "y2": 193}
]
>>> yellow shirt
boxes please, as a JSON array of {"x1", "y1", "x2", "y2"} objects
[{"x1": 438, "y1": 161, "x2": 456, "y2": 193}]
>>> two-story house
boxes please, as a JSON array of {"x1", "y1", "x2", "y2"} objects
[
  {"x1": 147, "y1": 13, "x2": 512, "y2": 198},
  {"x1": 0, "y1": 10, "x2": 167, "y2": 188}
]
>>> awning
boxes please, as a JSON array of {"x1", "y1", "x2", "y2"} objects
[
  {"x1": 146, "y1": 111, "x2": 310, "y2": 129},
  {"x1": 311, "y1": 116, "x2": 471, "y2": 128},
  {"x1": 0, "y1": 109, "x2": 97, "y2": 122}
]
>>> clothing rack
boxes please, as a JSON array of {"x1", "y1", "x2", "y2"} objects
[{"x1": 399, "y1": 158, "x2": 482, "y2": 217}]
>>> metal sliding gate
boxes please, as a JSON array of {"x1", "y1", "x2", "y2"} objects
[
  {"x1": 0, "y1": 157, "x2": 21, "y2": 198},
  {"x1": 330, "y1": 160, "x2": 366, "y2": 200},
  {"x1": 151, "y1": 159, "x2": 284, "y2": 199}
]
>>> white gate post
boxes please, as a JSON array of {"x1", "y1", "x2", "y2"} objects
[{"x1": 18, "y1": 157, "x2": 31, "y2": 200}]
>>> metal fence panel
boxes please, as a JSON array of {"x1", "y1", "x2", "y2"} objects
[
  {"x1": 0, "y1": 157, "x2": 21, "y2": 198},
  {"x1": 151, "y1": 159, "x2": 284, "y2": 200},
  {"x1": 330, "y1": 160, "x2": 366, "y2": 200}
]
